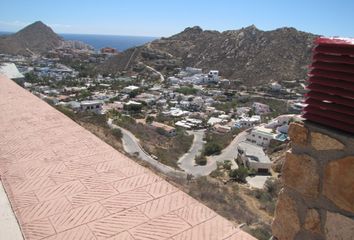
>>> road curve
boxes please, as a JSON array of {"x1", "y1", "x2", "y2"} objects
[
  {"x1": 207, "y1": 131, "x2": 248, "y2": 169},
  {"x1": 177, "y1": 130, "x2": 206, "y2": 176},
  {"x1": 107, "y1": 119, "x2": 185, "y2": 178}
]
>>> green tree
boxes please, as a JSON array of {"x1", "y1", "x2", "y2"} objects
[
  {"x1": 111, "y1": 128, "x2": 122, "y2": 139},
  {"x1": 77, "y1": 90, "x2": 92, "y2": 100},
  {"x1": 195, "y1": 154, "x2": 207, "y2": 165},
  {"x1": 229, "y1": 166, "x2": 249, "y2": 183},
  {"x1": 123, "y1": 103, "x2": 142, "y2": 112},
  {"x1": 204, "y1": 142, "x2": 222, "y2": 156},
  {"x1": 223, "y1": 160, "x2": 232, "y2": 170},
  {"x1": 146, "y1": 115, "x2": 155, "y2": 124}
]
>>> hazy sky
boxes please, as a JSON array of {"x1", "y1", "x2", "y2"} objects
[{"x1": 1, "y1": 0, "x2": 353, "y2": 37}]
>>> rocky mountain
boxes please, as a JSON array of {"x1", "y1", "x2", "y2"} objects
[
  {"x1": 0, "y1": 21, "x2": 63, "y2": 55},
  {"x1": 101, "y1": 25, "x2": 317, "y2": 86}
]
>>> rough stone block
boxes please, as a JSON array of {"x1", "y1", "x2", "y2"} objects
[
  {"x1": 323, "y1": 156, "x2": 354, "y2": 213},
  {"x1": 288, "y1": 122, "x2": 308, "y2": 146},
  {"x1": 282, "y1": 152, "x2": 319, "y2": 198},
  {"x1": 311, "y1": 132, "x2": 344, "y2": 151},
  {"x1": 272, "y1": 190, "x2": 301, "y2": 240},
  {"x1": 304, "y1": 209, "x2": 321, "y2": 234},
  {"x1": 325, "y1": 211, "x2": 354, "y2": 240}
]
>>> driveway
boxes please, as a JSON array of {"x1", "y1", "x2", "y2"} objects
[
  {"x1": 207, "y1": 131, "x2": 248, "y2": 169},
  {"x1": 177, "y1": 130, "x2": 208, "y2": 176}
]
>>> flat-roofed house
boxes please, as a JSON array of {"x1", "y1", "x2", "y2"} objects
[
  {"x1": 237, "y1": 142, "x2": 271, "y2": 173},
  {"x1": 80, "y1": 100, "x2": 103, "y2": 114}
]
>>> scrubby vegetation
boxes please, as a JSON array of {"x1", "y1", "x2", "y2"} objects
[
  {"x1": 229, "y1": 166, "x2": 249, "y2": 183},
  {"x1": 175, "y1": 86, "x2": 198, "y2": 95},
  {"x1": 111, "y1": 112, "x2": 193, "y2": 169},
  {"x1": 185, "y1": 176, "x2": 257, "y2": 225},
  {"x1": 55, "y1": 106, "x2": 124, "y2": 151},
  {"x1": 195, "y1": 154, "x2": 207, "y2": 165},
  {"x1": 247, "y1": 178, "x2": 282, "y2": 216},
  {"x1": 204, "y1": 141, "x2": 222, "y2": 156}
]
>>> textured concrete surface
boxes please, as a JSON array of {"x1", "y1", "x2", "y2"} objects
[
  {"x1": 0, "y1": 180, "x2": 23, "y2": 240},
  {"x1": 0, "y1": 75, "x2": 255, "y2": 240}
]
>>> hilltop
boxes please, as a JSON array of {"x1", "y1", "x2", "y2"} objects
[
  {"x1": 101, "y1": 25, "x2": 317, "y2": 85},
  {"x1": 0, "y1": 21, "x2": 63, "y2": 55}
]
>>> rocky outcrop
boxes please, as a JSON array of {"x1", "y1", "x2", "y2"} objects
[
  {"x1": 0, "y1": 21, "x2": 63, "y2": 55},
  {"x1": 272, "y1": 121, "x2": 354, "y2": 240},
  {"x1": 101, "y1": 25, "x2": 316, "y2": 86}
]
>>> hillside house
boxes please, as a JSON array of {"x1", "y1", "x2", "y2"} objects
[
  {"x1": 237, "y1": 142, "x2": 271, "y2": 173},
  {"x1": 252, "y1": 102, "x2": 270, "y2": 115},
  {"x1": 80, "y1": 100, "x2": 103, "y2": 114}
]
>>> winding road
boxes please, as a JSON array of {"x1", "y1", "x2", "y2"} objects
[
  {"x1": 207, "y1": 131, "x2": 248, "y2": 169},
  {"x1": 179, "y1": 130, "x2": 248, "y2": 176},
  {"x1": 108, "y1": 119, "x2": 247, "y2": 177},
  {"x1": 107, "y1": 119, "x2": 186, "y2": 178}
]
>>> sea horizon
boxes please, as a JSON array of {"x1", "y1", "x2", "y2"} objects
[{"x1": 0, "y1": 31, "x2": 159, "y2": 51}]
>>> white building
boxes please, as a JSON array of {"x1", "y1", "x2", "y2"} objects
[
  {"x1": 247, "y1": 125, "x2": 276, "y2": 146},
  {"x1": 185, "y1": 67, "x2": 202, "y2": 74},
  {"x1": 252, "y1": 102, "x2": 270, "y2": 115},
  {"x1": 270, "y1": 82, "x2": 282, "y2": 91},
  {"x1": 237, "y1": 142, "x2": 271, "y2": 173},
  {"x1": 80, "y1": 100, "x2": 103, "y2": 114},
  {"x1": 207, "y1": 117, "x2": 223, "y2": 126},
  {"x1": 207, "y1": 70, "x2": 219, "y2": 82},
  {"x1": 235, "y1": 115, "x2": 261, "y2": 128},
  {"x1": 122, "y1": 85, "x2": 139, "y2": 93}
]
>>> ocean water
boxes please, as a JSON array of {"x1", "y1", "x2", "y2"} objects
[
  {"x1": 0, "y1": 31, "x2": 158, "y2": 52},
  {"x1": 59, "y1": 33, "x2": 158, "y2": 51}
]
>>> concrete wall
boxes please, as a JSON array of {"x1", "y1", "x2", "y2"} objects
[{"x1": 272, "y1": 122, "x2": 354, "y2": 240}]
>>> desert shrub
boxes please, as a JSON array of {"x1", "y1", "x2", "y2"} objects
[
  {"x1": 210, "y1": 168, "x2": 223, "y2": 178},
  {"x1": 204, "y1": 141, "x2": 222, "y2": 156},
  {"x1": 195, "y1": 154, "x2": 207, "y2": 165},
  {"x1": 249, "y1": 178, "x2": 282, "y2": 215},
  {"x1": 111, "y1": 128, "x2": 122, "y2": 139},
  {"x1": 188, "y1": 177, "x2": 257, "y2": 225},
  {"x1": 146, "y1": 115, "x2": 155, "y2": 124},
  {"x1": 156, "y1": 127, "x2": 167, "y2": 136},
  {"x1": 223, "y1": 160, "x2": 232, "y2": 170},
  {"x1": 247, "y1": 224, "x2": 272, "y2": 240},
  {"x1": 229, "y1": 166, "x2": 249, "y2": 183}
]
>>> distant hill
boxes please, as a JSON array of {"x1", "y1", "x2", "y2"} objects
[
  {"x1": 101, "y1": 25, "x2": 317, "y2": 85},
  {"x1": 0, "y1": 21, "x2": 63, "y2": 55}
]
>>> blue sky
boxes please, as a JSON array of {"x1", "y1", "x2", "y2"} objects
[{"x1": 0, "y1": 0, "x2": 353, "y2": 37}]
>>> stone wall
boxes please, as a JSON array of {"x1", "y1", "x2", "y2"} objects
[{"x1": 272, "y1": 121, "x2": 354, "y2": 240}]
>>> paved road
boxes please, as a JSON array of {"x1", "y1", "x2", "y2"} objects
[
  {"x1": 207, "y1": 131, "x2": 248, "y2": 169},
  {"x1": 107, "y1": 119, "x2": 186, "y2": 178},
  {"x1": 108, "y1": 119, "x2": 248, "y2": 177},
  {"x1": 177, "y1": 130, "x2": 207, "y2": 176},
  {"x1": 178, "y1": 130, "x2": 248, "y2": 176}
]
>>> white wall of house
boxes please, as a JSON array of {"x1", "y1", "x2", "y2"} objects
[{"x1": 246, "y1": 130, "x2": 274, "y2": 146}]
